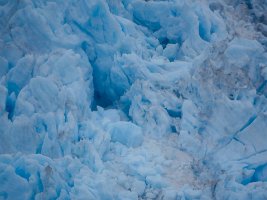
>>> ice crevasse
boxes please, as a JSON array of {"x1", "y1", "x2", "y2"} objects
[{"x1": 0, "y1": 0, "x2": 267, "y2": 199}]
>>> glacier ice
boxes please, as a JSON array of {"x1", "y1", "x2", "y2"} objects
[
  {"x1": 0, "y1": 0, "x2": 267, "y2": 199},
  {"x1": 109, "y1": 121, "x2": 143, "y2": 148}
]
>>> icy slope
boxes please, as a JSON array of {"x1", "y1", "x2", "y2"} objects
[{"x1": 0, "y1": 0, "x2": 267, "y2": 199}]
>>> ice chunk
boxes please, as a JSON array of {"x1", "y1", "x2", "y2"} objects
[
  {"x1": 28, "y1": 77, "x2": 59, "y2": 113},
  {"x1": 225, "y1": 38, "x2": 264, "y2": 68},
  {"x1": 236, "y1": 114, "x2": 267, "y2": 153},
  {"x1": 0, "y1": 163, "x2": 31, "y2": 199},
  {"x1": 0, "y1": 115, "x2": 39, "y2": 154},
  {"x1": 109, "y1": 121, "x2": 143, "y2": 148}
]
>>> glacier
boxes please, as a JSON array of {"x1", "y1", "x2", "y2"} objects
[{"x1": 0, "y1": 0, "x2": 267, "y2": 199}]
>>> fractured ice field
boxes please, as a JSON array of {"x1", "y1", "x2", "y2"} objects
[{"x1": 0, "y1": 0, "x2": 267, "y2": 199}]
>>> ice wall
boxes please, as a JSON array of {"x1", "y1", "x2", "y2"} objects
[{"x1": 0, "y1": 0, "x2": 267, "y2": 199}]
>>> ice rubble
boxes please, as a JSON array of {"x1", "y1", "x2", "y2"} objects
[{"x1": 0, "y1": 0, "x2": 267, "y2": 199}]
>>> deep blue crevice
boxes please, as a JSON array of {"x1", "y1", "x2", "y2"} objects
[
  {"x1": 170, "y1": 125, "x2": 177, "y2": 133},
  {"x1": 72, "y1": 20, "x2": 94, "y2": 38},
  {"x1": 37, "y1": 172, "x2": 44, "y2": 193},
  {"x1": 0, "y1": 192, "x2": 8, "y2": 199},
  {"x1": 5, "y1": 95, "x2": 15, "y2": 120},
  {"x1": 239, "y1": 115, "x2": 257, "y2": 133},
  {"x1": 80, "y1": 40, "x2": 118, "y2": 110},
  {"x1": 30, "y1": 172, "x2": 44, "y2": 200},
  {"x1": 242, "y1": 163, "x2": 267, "y2": 185},
  {"x1": 251, "y1": 163, "x2": 267, "y2": 182},
  {"x1": 165, "y1": 108, "x2": 182, "y2": 118},
  {"x1": 15, "y1": 167, "x2": 30, "y2": 182},
  {"x1": 244, "y1": 0, "x2": 253, "y2": 10},
  {"x1": 36, "y1": 140, "x2": 43, "y2": 154},
  {"x1": 199, "y1": 21, "x2": 210, "y2": 42},
  {"x1": 35, "y1": 121, "x2": 48, "y2": 134},
  {"x1": 64, "y1": 110, "x2": 68, "y2": 123},
  {"x1": 256, "y1": 80, "x2": 267, "y2": 95},
  {"x1": 7, "y1": 82, "x2": 19, "y2": 96},
  {"x1": 92, "y1": 90, "x2": 113, "y2": 110},
  {"x1": 81, "y1": 41, "x2": 96, "y2": 63},
  {"x1": 132, "y1": 14, "x2": 161, "y2": 33},
  {"x1": 5, "y1": 81, "x2": 20, "y2": 120},
  {"x1": 198, "y1": 126, "x2": 205, "y2": 135},
  {"x1": 241, "y1": 176, "x2": 253, "y2": 185},
  {"x1": 158, "y1": 37, "x2": 181, "y2": 49},
  {"x1": 159, "y1": 37, "x2": 170, "y2": 49}
]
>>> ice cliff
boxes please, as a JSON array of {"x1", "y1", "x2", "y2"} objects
[{"x1": 0, "y1": 0, "x2": 267, "y2": 199}]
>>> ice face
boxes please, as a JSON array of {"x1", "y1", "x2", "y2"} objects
[{"x1": 0, "y1": 0, "x2": 267, "y2": 199}]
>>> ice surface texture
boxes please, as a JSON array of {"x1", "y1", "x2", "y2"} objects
[{"x1": 0, "y1": 0, "x2": 267, "y2": 199}]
